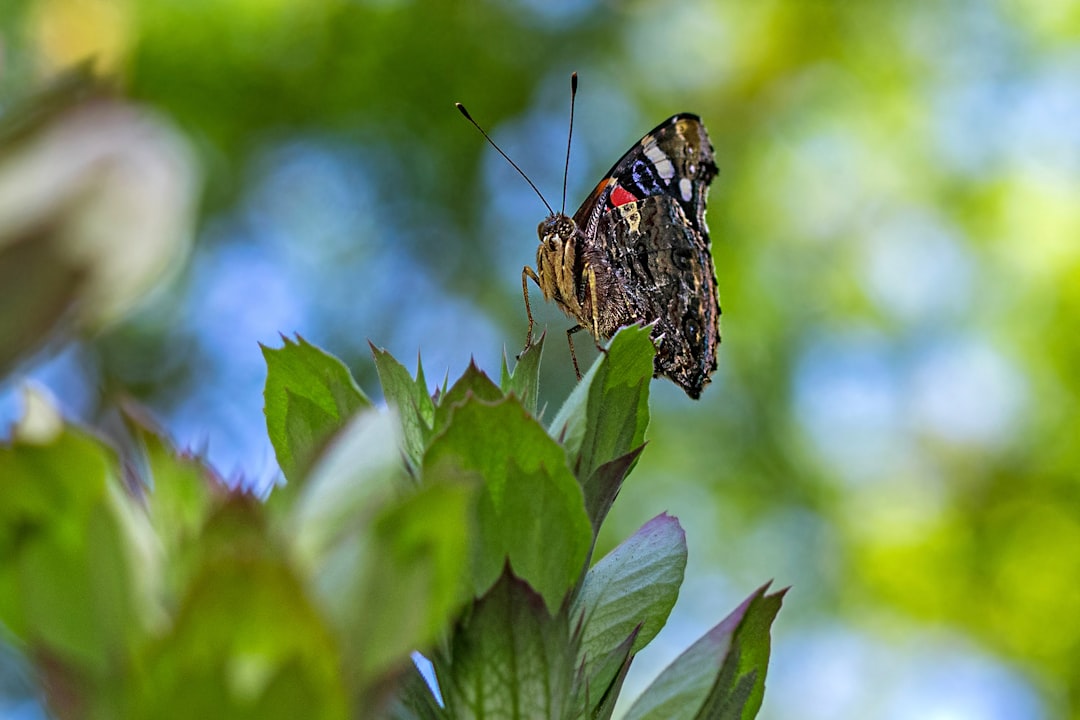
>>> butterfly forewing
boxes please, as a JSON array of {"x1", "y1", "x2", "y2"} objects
[{"x1": 569, "y1": 114, "x2": 720, "y2": 398}]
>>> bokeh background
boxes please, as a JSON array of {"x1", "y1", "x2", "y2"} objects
[{"x1": 2, "y1": 0, "x2": 1079, "y2": 717}]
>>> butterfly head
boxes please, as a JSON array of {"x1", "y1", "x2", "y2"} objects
[
  {"x1": 534, "y1": 212, "x2": 581, "y2": 310},
  {"x1": 537, "y1": 213, "x2": 576, "y2": 247}
]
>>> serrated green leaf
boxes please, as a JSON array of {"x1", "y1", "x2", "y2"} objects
[
  {"x1": 370, "y1": 343, "x2": 435, "y2": 471},
  {"x1": 262, "y1": 336, "x2": 370, "y2": 485},
  {"x1": 423, "y1": 395, "x2": 591, "y2": 615},
  {"x1": 432, "y1": 360, "x2": 504, "y2": 437},
  {"x1": 500, "y1": 331, "x2": 545, "y2": 417},
  {"x1": 623, "y1": 584, "x2": 786, "y2": 720},
  {"x1": 573, "y1": 514, "x2": 686, "y2": 674},
  {"x1": 548, "y1": 325, "x2": 653, "y2": 529},
  {"x1": 414, "y1": 352, "x2": 431, "y2": 406},
  {"x1": 435, "y1": 570, "x2": 574, "y2": 720}
]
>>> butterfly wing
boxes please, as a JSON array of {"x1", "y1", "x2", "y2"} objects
[{"x1": 572, "y1": 114, "x2": 721, "y2": 398}]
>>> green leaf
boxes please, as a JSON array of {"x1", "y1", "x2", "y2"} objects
[
  {"x1": 288, "y1": 408, "x2": 407, "y2": 570},
  {"x1": 337, "y1": 480, "x2": 475, "y2": 686},
  {"x1": 548, "y1": 325, "x2": 654, "y2": 529},
  {"x1": 572, "y1": 625, "x2": 638, "y2": 720},
  {"x1": 500, "y1": 331, "x2": 545, "y2": 417},
  {"x1": 434, "y1": 570, "x2": 574, "y2": 720},
  {"x1": 550, "y1": 324, "x2": 654, "y2": 465},
  {"x1": 423, "y1": 395, "x2": 591, "y2": 615},
  {"x1": 262, "y1": 335, "x2": 370, "y2": 485},
  {"x1": 432, "y1": 360, "x2": 504, "y2": 437},
  {"x1": 0, "y1": 426, "x2": 156, "y2": 679},
  {"x1": 697, "y1": 585, "x2": 786, "y2": 720},
  {"x1": 582, "y1": 445, "x2": 645, "y2": 535},
  {"x1": 285, "y1": 403, "x2": 472, "y2": 690},
  {"x1": 135, "y1": 497, "x2": 348, "y2": 720},
  {"x1": 122, "y1": 408, "x2": 225, "y2": 605},
  {"x1": 573, "y1": 514, "x2": 686, "y2": 671},
  {"x1": 371, "y1": 343, "x2": 435, "y2": 471},
  {"x1": 623, "y1": 584, "x2": 786, "y2": 720}
]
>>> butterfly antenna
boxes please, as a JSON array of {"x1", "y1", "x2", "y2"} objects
[
  {"x1": 456, "y1": 102, "x2": 554, "y2": 216},
  {"x1": 561, "y1": 72, "x2": 578, "y2": 216}
]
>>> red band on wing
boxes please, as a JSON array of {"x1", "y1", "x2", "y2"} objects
[{"x1": 609, "y1": 185, "x2": 638, "y2": 207}]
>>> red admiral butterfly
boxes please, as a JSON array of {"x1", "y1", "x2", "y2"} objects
[{"x1": 458, "y1": 74, "x2": 720, "y2": 398}]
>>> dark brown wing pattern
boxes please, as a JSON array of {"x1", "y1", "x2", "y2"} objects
[{"x1": 572, "y1": 114, "x2": 720, "y2": 398}]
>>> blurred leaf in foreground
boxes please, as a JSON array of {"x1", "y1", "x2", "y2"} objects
[{"x1": 0, "y1": 66, "x2": 199, "y2": 375}]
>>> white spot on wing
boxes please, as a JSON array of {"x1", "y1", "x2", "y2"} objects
[
  {"x1": 679, "y1": 177, "x2": 693, "y2": 201},
  {"x1": 644, "y1": 143, "x2": 675, "y2": 182}
]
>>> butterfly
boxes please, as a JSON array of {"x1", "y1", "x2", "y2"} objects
[{"x1": 459, "y1": 75, "x2": 721, "y2": 398}]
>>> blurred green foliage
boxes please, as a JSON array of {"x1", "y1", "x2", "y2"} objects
[
  {"x1": 0, "y1": 327, "x2": 783, "y2": 718},
  {"x1": 2, "y1": 0, "x2": 1080, "y2": 717}
]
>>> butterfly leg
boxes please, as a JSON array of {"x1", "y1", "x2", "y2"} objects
[
  {"x1": 566, "y1": 324, "x2": 585, "y2": 380},
  {"x1": 584, "y1": 263, "x2": 609, "y2": 357},
  {"x1": 565, "y1": 262, "x2": 608, "y2": 381},
  {"x1": 521, "y1": 266, "x2": 542, "y2": 355}
]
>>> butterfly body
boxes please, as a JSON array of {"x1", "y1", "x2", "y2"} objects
[{"x1": 525, "y1": 113, "x2": 721, "y2": 399}]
